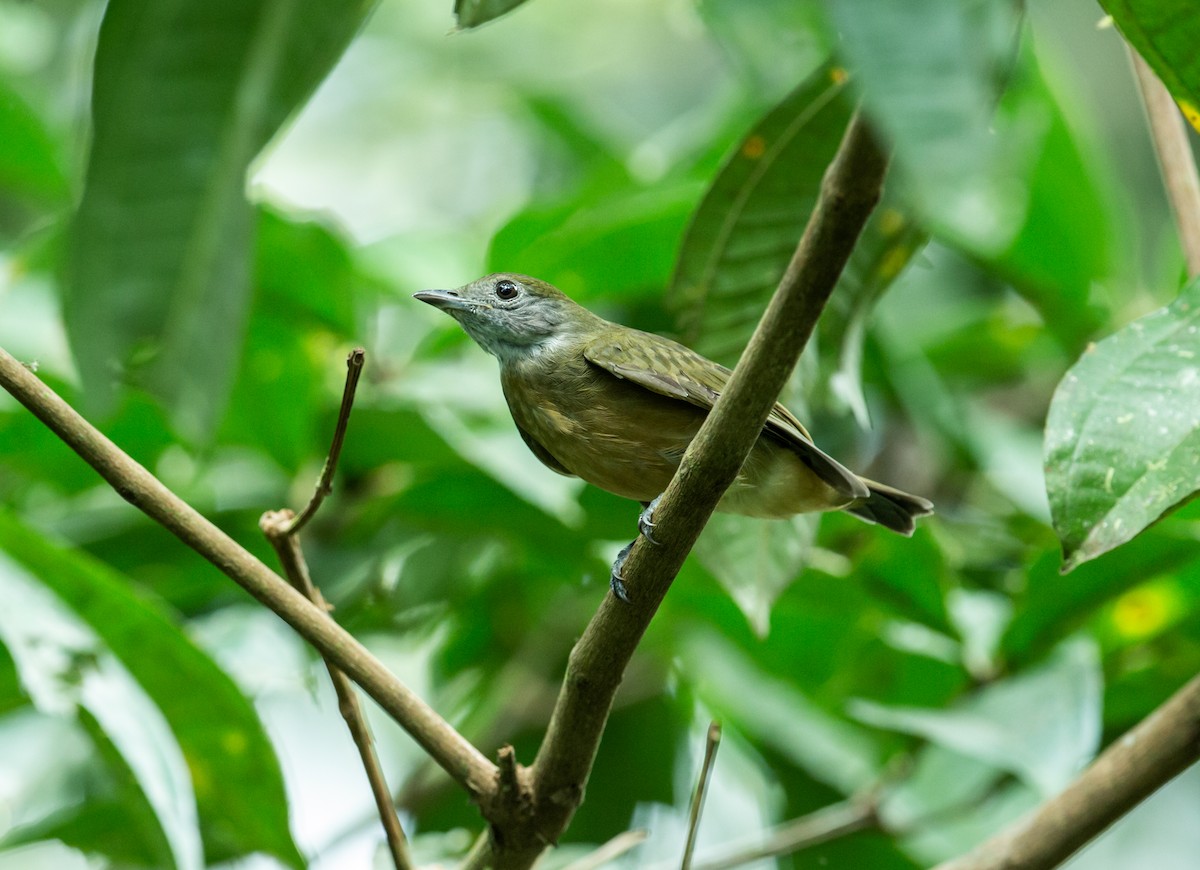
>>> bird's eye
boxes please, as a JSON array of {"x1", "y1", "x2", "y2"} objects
[{"x1": 495, "y1": 280, "x2": 519, "y2": 301}]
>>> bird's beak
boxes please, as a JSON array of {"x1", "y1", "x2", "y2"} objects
[{"x1": 413, "y1": 289, "x2": 475, "y2": 312}]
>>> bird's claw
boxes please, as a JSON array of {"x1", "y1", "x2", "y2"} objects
[
  {"x1": 609, "y1": 541, "x2": 633, "y2": 603},
  {"x1": 638, "y1": 494, "x2": 662, "y2": 545}
]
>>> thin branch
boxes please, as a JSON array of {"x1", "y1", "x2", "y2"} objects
[
  {"x1": 0, "y1": 346, "x2": 499, "y2": 801},
  {"x1": 264, "y1": 350, "x2": 410, "y2": 869},
  {"x1": 681, "y1": 721, "x2": 722, "y2": 870},
  {"x1": 287, "y1": 347, "x2": 365, "y2": 533},
  {"x1": 463, "y1": 110, "x2": 889, "y2": 868},
  {"x1": 561, "y1": 829, "x2": 650, "y2": 870},
  {"x1": 691, "y1": 798, "x2": 878, "y2": 870},
  {"x1": 1130, "y1": 49, "x2": 1200, "y2": 278},
  {"x1": 262, "y1": 512, "x2": 413, "y2": 870},
  {"x1": 933, "y1": 671, "x2": 1200, "y2": 870}
]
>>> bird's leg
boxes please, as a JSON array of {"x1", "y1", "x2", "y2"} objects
[
  {"x1": 609, "y1": 541, "x2": 633, "y2": 603},
  {"x1": 638, "y1": 494, "x2": 662, "y2": 545},
  {"x1": 608, "y1": 495, "x2": 664, "y2": 603}
]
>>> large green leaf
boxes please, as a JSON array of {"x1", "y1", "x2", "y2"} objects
[
  {"x1": 1102, "y1": 0, "x2": 1200, "y2": 130},
  {"x1": 668, "y1": 63, "x2": 844, "y2": 363},
  {"x1": 666, "y1": 62, "x2": 925, "y2": 419},
  {"x1": 0, "y1": 79, "x2": 68, "y2": 237},
  {"x1": 851, "y1": 637, "x2": 1102, "y2": 795},
  {"x1": 827, "y1": 0, "x2": 1026, "y2": 252},
  {"x1": 65, "y1": 0, "x2": 374, "y2": 437},
  {"x1": 1045, "y1": 277, "x2": 1200, "y2": 571},
  {"x1": 694, "y1": 514, "x2": 816, "y2": 636},
  {"x1": 682, "y1": 629, "x2": 883, "y2": 795},
  {"x1": 0, "y1": 512, "x2": 303, "y2": 868}
]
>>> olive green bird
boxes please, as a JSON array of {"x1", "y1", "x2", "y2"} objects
[{"x1": 415, "y1": 273, "x2": 932, "y2": 599}]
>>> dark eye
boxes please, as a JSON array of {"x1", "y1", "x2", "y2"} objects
[{"x1": 495, "y1": 279, "x2": 519, "y2": 300}]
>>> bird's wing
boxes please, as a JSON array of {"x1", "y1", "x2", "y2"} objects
[{"x1": 583, "y1": 329, "x2": 868, "y2": 499}]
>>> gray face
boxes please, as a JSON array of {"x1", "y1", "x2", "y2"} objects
[{"x1": 414, "y1": 273, "x2": 588, "y2": 362}]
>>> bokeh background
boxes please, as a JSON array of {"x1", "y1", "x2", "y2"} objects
[{"x1": 0, "y1": 0, "x2": 1198, "y2": 868}]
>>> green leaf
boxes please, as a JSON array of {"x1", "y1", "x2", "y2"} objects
[
  {"x1": 828, "y1": 0, "x2": 1026, "y2": 252},
  {"x1": 0, "y1": 555, "x2": 201, "y2": 869},
  {"x1": 0, "y1": 512, "x2": 303, "y2": 869},
  {"x1": 0, "y1": 80, "x2": 68, "y2": 225},
  {"x1": 454, "y1": 0, "x2": 531, "y2": 29},
  {"x1": 0, "y1": 841, "x2": 98, "y2": 870},
  {"x1": 850, "y1": 637, "x2": 1101, "y2": 795},
  {"x1": 1101, "y1": 0, "x2": 1200, "y2": 131},
  {"x1": 65, "y1": 0, "x2": 374, "y2": 438},
  {"x1": 668, "y1": 63, "x2": 849, "y2": 364},
  {"x1": 1045, "y1": 277, "x2": 1200, "y2": 571},
  {"x1": 694, "y1": 514, "x2": 816, "y2": 636},
  {"x1": 666, "y1": 61, "x2": 925, "y2": 419},
  {"x1": 682, "y1": 629, "x2": 883, "y2": 795}
]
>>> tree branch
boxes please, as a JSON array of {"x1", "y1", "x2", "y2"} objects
[
  {"x1": 260, "y1": 348, "x2": 411, "y2": 870},
  {"x1": 464, "y1": 110, "x2": 889, "y2": 867},
  {"x1": 0, "y1": 348, "x2": 498, "y2": 802},
  {"x1": 262, "y1": 512, "x2": 413, "y2": 870},
  {"x1": 1130, "y1": 48, "x2": 1200, "y2": 278},
  {"x1": 932, "y1": 671, "x2": 1200, "y2": 870}
]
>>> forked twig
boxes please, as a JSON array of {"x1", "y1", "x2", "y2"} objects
[{"x1": 261, "y1": 349, "x2": 412, "y2": 870}]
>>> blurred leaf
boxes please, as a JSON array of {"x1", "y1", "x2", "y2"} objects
[
  {"x1": 979, "y1": 44, "x2": 1114, "y2": 350},
  {"x1": 454, "y1": 0, "x2": 530, "y2": 29},
  {"x1": 1003, "y1": 509, "x2": 1200, "y2": 662},
  {"x1": 666, "y1": 62, "x2": 925, "y2": 423},
  {"x1": 488, "y1": 183, "x2": 700, "y2": 304},
  {"x1": 0, "y1": 553, "x2": 201, "y2": 870},
  {"x1": 851, "y1": 637, "x2": 1102, "y2": 795},
  {"x1": 668, "y1": 63, "x2": 846, "y2": 363},
  {"x1": 1045, "y1": 277, "x2": 1200, "y2": 571},
  {"x1": 884, "y1": 747, "x2": 1037, "y2": 865},
  {"x1": 828, "y1": 0, "x2": 1026, "y2": 252},
  {"x1": 1102, "y1": 0, "x2": 1200, "y2": 130},
  {"x1": 0, "y1": 512, "x2": 303, "y2": 869},
  {"x1": 694, "y1": 513, "x2": 816, "y2": 635},
  {"x1": 220, "y1": 208, "x2": 370, "y2": 470},
  {"x1": 0, "y1": 80, "x2": 68, "y2": 235},
  {"x1": 64, "y1": 0, "x2": 374, "y2": 437},
  {"x1": 682, "y1": 629, "x2": 883, "y2": 795},
  {"x1": 0, "y1": 841, "x2": 99, "y2": 870},
  {"x1": 385, "y1": 356, "x2": 586, "y2": 523}
]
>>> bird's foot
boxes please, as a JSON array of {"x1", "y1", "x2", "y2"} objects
[
  {"x1": 638, "y1": 494, "x2": 663, "y2": 545},
  {"x1": 609, "y1": 541, "x2": 633, "y2": 603}
]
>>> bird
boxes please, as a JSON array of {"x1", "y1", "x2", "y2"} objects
[{"x1": 415, "y1": 273, "x2": 932, "y2": 600}]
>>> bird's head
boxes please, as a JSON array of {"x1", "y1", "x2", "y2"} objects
[{"x1": 414, "y1": 273, "x2": 596, "y2": 362}]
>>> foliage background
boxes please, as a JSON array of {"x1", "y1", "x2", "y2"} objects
[{"x1": 0, "y1": 0, "x2": 1198, "y2": 868}]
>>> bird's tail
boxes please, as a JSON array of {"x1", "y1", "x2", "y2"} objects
[{"x1": 844, "y1": 477, "x2": 934, "y2": 536}]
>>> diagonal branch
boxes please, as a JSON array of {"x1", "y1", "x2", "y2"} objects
[
  {"x1": 932, "y1": 671, "x2": 1200, "y2": 870},
  {"x1": 0, "y1": 349, "x2": 499, "y2": 802},
  {"x1": 464, "y1": 110, "x2": 890, "y2": 868}
]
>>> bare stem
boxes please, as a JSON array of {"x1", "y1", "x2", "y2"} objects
[
  {"x1": 288, "y1": 347, "x2": 365, "y2": 533},
  {"x1": 561, "y1": 830, "x2": 650, "y2": 870},
  {"x1": 0, "y1": 346, "x2": 498, "y2": 800},
  {"x1": 262, "y1": 512, "x2": 413, "y2": 870},
  {"x1": 932, "y1": 671, "x2": 1200, "y2": 870},
  {"x1": 462, "y1": 110, "x2": 889, "y2": 869},
  {"x1": 691, "y1": 799, "x2": 878, "y2": 870},
  {"x1": 681, "y1": 721, "x2": 722, "y2": 870},
  {"x1": 1130, "y1": 49, "x2": 1200, "y2": 278}
]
